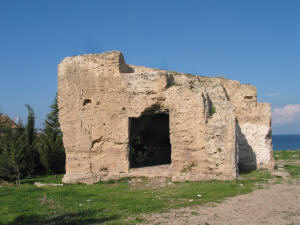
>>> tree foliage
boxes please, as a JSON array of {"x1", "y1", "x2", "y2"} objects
[
  {"x1": 37, "y1": 94, "x2": 65, "y2": 174},
  {"x1": 23, "y1": 104, "x2": 40, "y2": 176},
  {"x1": 0, "y1": 95, "x2": 66, "y2": 184},
  {"x1": 0, "y1": 105, "x2": 39, "y2": 185},
  {"x1": 0, "y1": 126, "x2": 26, "y2": 185}
]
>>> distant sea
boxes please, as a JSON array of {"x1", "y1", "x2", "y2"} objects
[{"x1": 272, "y1": 135, "x2": 300, "y2": 151}]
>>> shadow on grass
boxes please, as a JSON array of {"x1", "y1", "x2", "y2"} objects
[
  {"x1": 239, "y1": 169, "x2": 274, "y2": 181},
  {"x1": 21, "y1": 174, "x2": 64, "y2": 185},
  {"x1": 6, "y1": 210, "x2": 119, "y2": 225}
]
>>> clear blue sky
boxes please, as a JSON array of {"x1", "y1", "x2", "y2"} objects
[{"x1": 0, "y1": 0, "x2": 299, "y2": 134}]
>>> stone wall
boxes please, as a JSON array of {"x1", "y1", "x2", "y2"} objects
[
  {"x1": 221, "y1": 79, "x2": 274, "y2": 171},
  {"x1": 58, "y1": 51, "x2": 273, "y2": 184}
]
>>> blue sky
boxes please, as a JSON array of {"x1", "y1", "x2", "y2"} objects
[{"x1": 0, "y1": 0, "x2": 299, "y2": 134}]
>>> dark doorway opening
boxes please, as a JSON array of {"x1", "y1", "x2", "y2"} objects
[{"x1": 129, "y1": 113, "x2": 171, "y2": 168}]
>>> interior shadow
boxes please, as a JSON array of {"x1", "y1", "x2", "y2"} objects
[
  {"x1": 129, "y1": 113, "x2": 171, "y2": 168},
  {"x1": 236, "y1": 120, "x2": 257, "y2": 173}
]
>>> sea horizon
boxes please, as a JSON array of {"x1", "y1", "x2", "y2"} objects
[{"x1": 272, "y1": 134, "x2": 300, "y2": 151}]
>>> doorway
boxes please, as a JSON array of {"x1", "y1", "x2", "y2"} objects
[{"x1": 129, "y1": 113, "x2": 171, "y2": 168}]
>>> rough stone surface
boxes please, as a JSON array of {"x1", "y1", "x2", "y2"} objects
[
  {"x1": 58, "y1": 51, "x2": 274, "y2": 184},
  {"x1": 34, "y1": 182, "x2": 63, "y2": 187},
  {"x1": 221, "y1": 80, "x2": 274, "y2": 171}
]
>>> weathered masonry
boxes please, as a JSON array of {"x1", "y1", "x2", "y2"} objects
[{"x1": 58, "y1": 51, "x2": 274, "y2": 184}]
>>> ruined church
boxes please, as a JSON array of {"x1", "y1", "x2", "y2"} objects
[{"x1": 58, "y1": 51, "x2": 274, "y2": 184}]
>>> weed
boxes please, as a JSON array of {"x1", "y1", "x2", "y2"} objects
[
  {"x1": 181, "y1": 163, "x2": 196, "y2": 173},
  {"x1": 210, "y1": 107, "x2": 216, "y2": 116},
  {"x1": 165, "y1": 74, "x2": 182, "y2": 88}
]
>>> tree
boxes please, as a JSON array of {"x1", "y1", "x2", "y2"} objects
[
  {"x1": 0, "y1": 126, "x2": 26, "y2": 185},
  {"x1": 37, "y1": 94, "x2": 65, "y2": 174},
  {"x1": 0, "y1": 109, "x2": 5, "y2": 134},
  {"x1": 25, "y1": 105, "x2": 35, "y2": 147},
  {"x1": 0, "y1": 105, "x2": 41, "y2": 184},
  {"x1": 23, "y1": 104, "x2": 40, "y2": 176}
]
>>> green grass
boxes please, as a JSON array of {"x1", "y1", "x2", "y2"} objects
[
  {"x1": 20, "y1": 174, "x2": 64, "y2": 185},
  {"x1": 239, "y1": 169, "x2": 275, "y2": 180},
  {"x1": 210, "y1": 107, "x2": 216, "y2": 116},
  {"x1": 0, "y1": 170, "x2": 274, "y2": 225},
  {"x1": 285, "y1": 165, "x2": 300, "y2": 178},
  {"x1": 274, "y1": 150, "x2": 300, "y2": 178},
  {"x1": 274, "y1": 150, "x2": 300, "y2": 161}
]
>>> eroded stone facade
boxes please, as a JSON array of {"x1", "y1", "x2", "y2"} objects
[{"x1": 58, "y1": 51, "x2": 274, "y2": 184}]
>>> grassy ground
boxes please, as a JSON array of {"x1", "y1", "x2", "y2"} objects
[
  {"x1": 0, "y1": 172, "x2": 276, "y2": 225},
  {"x1": 285, "y1": 165, "x2": 300, "y2": 178},
  {"x1": 1, "y1": 150, "x2": 300, "y2": 225},
  {"x1": 274, "y1": 149, "x2": 300, "y2": 161},
  {"x1": 274, "y1": 150, "x2": 300, "y2": 179}
]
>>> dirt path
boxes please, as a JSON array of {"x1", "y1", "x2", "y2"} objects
[{"x1": 141, "y1": 180, "x2": 300, "y2": 225}]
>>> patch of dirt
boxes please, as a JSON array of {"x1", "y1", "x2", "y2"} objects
[
  {"x1": 140, "y1": 162, "x2": 300, "y2": 225},
  {"x1": 128, "y1": 177, "x2": 174, "y2": 189},
  {"x1": 141, "y1": 182, "x2": 300, "y2": 225},
  {"x1": 277, "y1": 160, "x2": 300, "y2": 166}
]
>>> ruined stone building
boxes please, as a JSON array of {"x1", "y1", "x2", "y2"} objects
[{"x1": 58, "y1": 51, "x2": 274, "y2": 184}]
